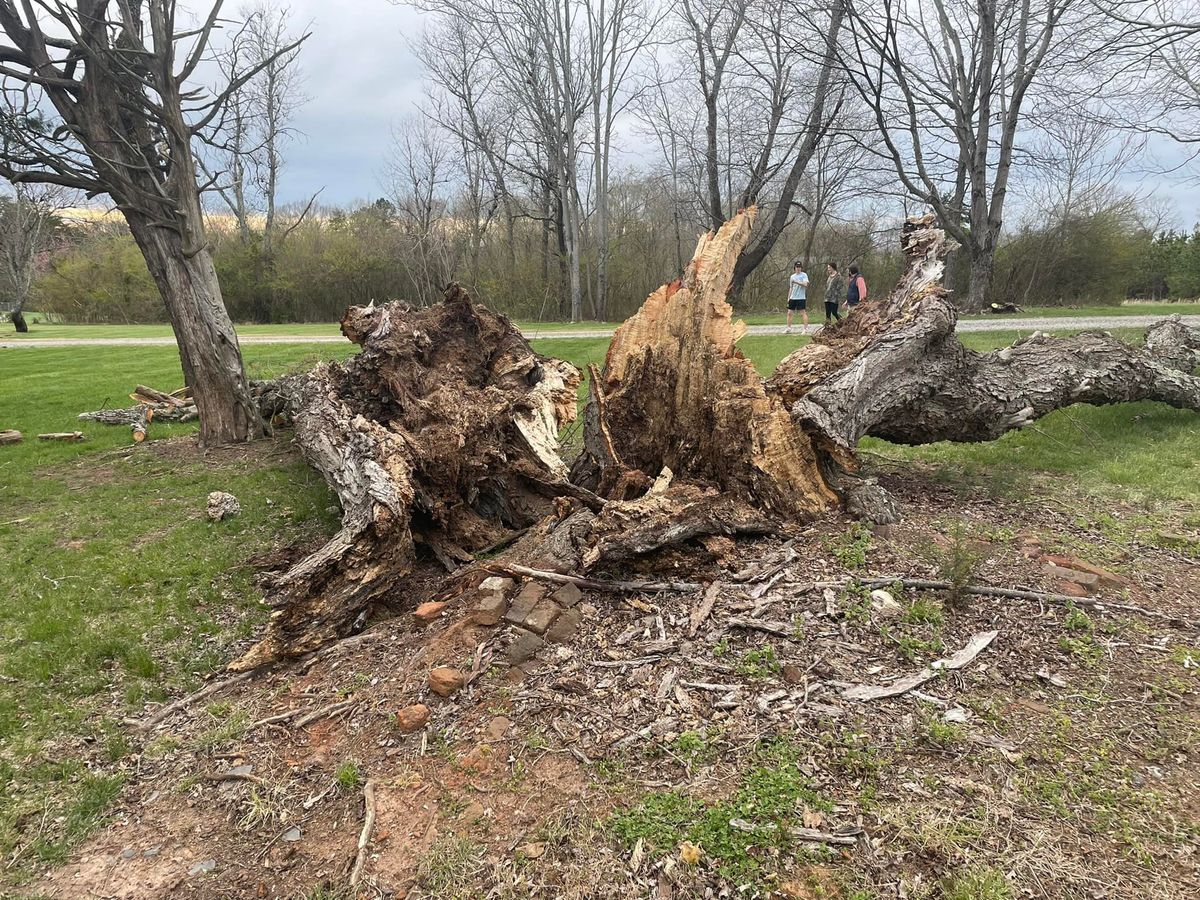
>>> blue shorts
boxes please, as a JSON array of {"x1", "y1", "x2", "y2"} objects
[{"x1": 788, "y1": 297, "x2": 807, "y2": 311}]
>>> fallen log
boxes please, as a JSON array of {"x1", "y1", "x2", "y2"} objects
[
  {"x1": 769, "y1": 216, "x2": 1200, "y2": 520},
  {"x1": 0, "y1": 429, "x2": 21, "y2": 445},
  {"x1": 38, "y1": 431, "x2": 85, "y2": 442},
  {"x1": 230, "y1": 209, "x2": 1200, "y2": 670}
]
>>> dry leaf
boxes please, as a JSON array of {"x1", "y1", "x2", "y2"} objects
[
  {"x1": 802, "y1": 807, "x2": 823, "y2": 828},
  {"x1": 517, "y1": 841, "x2": 546, "y2": 860},
  {"x1": 678, "y1": 841, "x2": 703, "y2": 865}
]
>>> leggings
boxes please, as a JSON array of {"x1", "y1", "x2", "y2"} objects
[{"x1": 824, "y1": 301, "x2": 841, "y2": 322}]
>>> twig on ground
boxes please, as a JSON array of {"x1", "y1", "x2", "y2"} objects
[
  {"x1": 486, "y1": 562, "x2": 702, "y2": 593},
  {"x1": 842, "y1": 630, "x2": 999, "y2": 701},
  {"x1": 782, "y1": 577, "x2": 1198, "y2": 630},
  {"x1": 131, "y1": 670, "x2": 257, "y2": 730},
  {"x1": 349, "y1": 780, "x2": 377, "y2": 887},
  {"x1": 293, "y1": 699, "x2": 354, "y2": 729},
  {"x1": 726, "y1": 617, "x2": 798, "y2": 639},
  {"x1": 688, "y1": 582, "x2": 721, "y2": 637}
]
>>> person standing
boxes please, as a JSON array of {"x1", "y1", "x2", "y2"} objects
[
  {"x1": 824, "y1": 262, "x2": 845, "y2": 326},
  {"x1": 786, "y1": 260, "x2": 810, "y2": 334},
  {"x1": 847, "y1": 265, "x2": 868, "y2": 308}
]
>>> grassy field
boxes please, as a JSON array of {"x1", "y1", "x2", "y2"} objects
[
  {"x1": 0, "y1": 328, "x2": 1197, "y2": 883},
  {"x1": 5, "y1": 302, "x2": 1199, "y2": 341}
]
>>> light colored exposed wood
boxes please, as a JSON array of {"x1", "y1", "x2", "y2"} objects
[{"x1": 0, "y1": 430, "x2": 22, "y2": 445}]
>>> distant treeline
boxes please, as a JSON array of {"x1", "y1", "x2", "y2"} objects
[{"x1": 31, "y1": 198, "x2": 1200, "y2": 324}]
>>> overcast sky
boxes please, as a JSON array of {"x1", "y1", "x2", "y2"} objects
[
  {"x1": 268, "y1": 0, "x2": 1200, "y2": 228},
  {"x1": 276, "y1": 0, "x2": 425, "y2": 208}
]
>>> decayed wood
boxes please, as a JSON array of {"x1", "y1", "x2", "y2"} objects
[
  {"x1": 841, "y1": 630, "x2": 998, "y2": 701},
  {"x1": 37, "y1": 432, "x2": 85, "y2": 442},
  {"x1": 230, "y1": 284, "x2": 580, "y2": 671},
  {"x1": 572, "y1": 208, "x2": 838, "y2": 521},
  {"x1": 0, "y1": 430, "x2": 22, "y2": 445}
]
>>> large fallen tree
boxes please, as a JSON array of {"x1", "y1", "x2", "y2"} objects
[{"x1": 232, "y1": 210, "x2": 1200, "y2": 669}]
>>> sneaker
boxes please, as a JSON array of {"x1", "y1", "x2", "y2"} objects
[{"x1": 784, "y1": 326, "x2": 793, "y2": 334}]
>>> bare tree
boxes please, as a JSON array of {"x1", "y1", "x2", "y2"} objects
[
  {"x1": 0, "y1": 181, "x2": 66, "y2": 331},
  {"x1": 205, "y1": 2, "x2": 311, "y2": 250},
  {"x1": 843, "y1": 0, "x2": 1088, "y2": 310},
  {"x1": 668, "y1": 0, "x2": 850, "y2": 294},
  {"x1": 0, "y1": 1, "x2": 305, "y2": 444},
  {"x1": 386, "y1": 117, "x2": 464, "y2": 307}
]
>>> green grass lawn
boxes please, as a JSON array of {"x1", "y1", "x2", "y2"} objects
[
  {"x1": 0, "y1": 327, "x2": 1197, "y2": 884},
  {"x1": 6, "y1": 302, "x2": 1198, "y2": 341}
]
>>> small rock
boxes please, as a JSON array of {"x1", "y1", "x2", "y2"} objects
[
  {"x1": 505, "y1": 628, "x2": 545, "y2": 665},
  {"x1": 281, "y1": 826, "x2": 302, "y2": 843},
  {"x1": 478, "y1": 575, "x2": 515, "y2": 595},
  {"x1": 205, "y1": 491, "x2": 241, "y2": 522},
  {"x1": 413, "y1": 601, "x2": 447, "y2": 626},
  {"x1": 486, "y1": 716, "x2": 512, "y2": 741},
  {"x1": 869, "y1": 589, "x2": 903, "y2": 618},
  {"x1": 523, "y1": 597, "x2": 562, "y2": 635},
  {"x1": 224, "y1": 764, "x2": 253, "y2": 777},
  {"x1": 1043, "y1": 562, "x2": 1099, "y2": 591},
  {"x1": 143, "y1": 846, "x2": 161, "y2": 858},
  {"x1": 120, "y1": 848, "x2": 137, "y2": 860},
  {"x1": 1056, "y1": 580, "x2": 1090, "y2": 598},
  {"x1": 504, "y1": 582, "x2": 546, "y2": 626},
  {"x1": 428, "y1": 667, "x2": 466, "y2": 698},
  {"x1": 551, "y1": 583, "x2": 583, "y2": 608},
  {"x1": 473, "y1": 592, "x2": 508, "y2": 626},
  {"x1": 781, "y1": 664, "x2": 805, "y2": 684},
  {"x1": 544, "y1": 607, "x2": 582, "y2": 643},
  {"x1": 1043, "y1": 554, "x2": 1131, "y2": 589},
  {"x1": 189, "y1": 859, "x2": 217, "y2": 876},
  {"x1": 395, "y1": 703, "x2": 431, "y2": 733}
]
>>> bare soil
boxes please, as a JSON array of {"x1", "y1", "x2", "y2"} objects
[{"x1": 33, "y1": 470, "x2": 1200, "y2": 900}]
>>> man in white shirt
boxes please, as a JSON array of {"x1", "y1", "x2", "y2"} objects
[{"x1": 786, "y1": 260, "x2": 810, "y2": 334}]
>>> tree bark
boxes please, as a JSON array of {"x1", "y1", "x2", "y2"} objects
[
  {"x1": 10, "y1": 309, "x2": 28, "y2": 333},
  {"x1": 769, "y1": 216, "x2": 1200, "y2": 482},
  {"x1": 230, "y1": 285, "x2": 582, "y2": 670},
  {"x1": 125, "y1": 215, "x2": 262, "y2": 446}
]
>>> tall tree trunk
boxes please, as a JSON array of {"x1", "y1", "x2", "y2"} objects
[
  {"x1": 126, "y1": 216, "x2": 262, "y2": 445},
  {"x1": 967, "y1": 248, "x2": 994, "y2": 312},
  {"x1": 10, "y1": 309, "x2": 28, "y2": 333}
]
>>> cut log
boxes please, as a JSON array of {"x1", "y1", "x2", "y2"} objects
[
  {"x1": 37, "y1": 431, "x2": 85, "y2": 442},
  {"x1": 0, "y1": 430, "x2": 22, "y2": 445},
  {"x1": 230, "y1": 285, "x2": 581, "y2": 671}
]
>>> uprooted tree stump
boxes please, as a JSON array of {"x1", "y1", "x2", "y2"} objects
[{"x1": 234, "y1": 210, "x2": 1200, "y2": 670}]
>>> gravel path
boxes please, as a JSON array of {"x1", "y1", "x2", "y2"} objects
[{"x1": 2, "y1": 314, "x2": 1196, "y2": 348}]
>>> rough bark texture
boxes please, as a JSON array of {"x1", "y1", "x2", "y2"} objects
[
  {"x1": 231, "y1": 286, "x2": 580, "y2": 670},
  {"x1": 236, "y1": 212, "x2": 1200, "y2": 668},
  {"x1": 769, "y1": 215, "x2": 1200, "y2": 478}
]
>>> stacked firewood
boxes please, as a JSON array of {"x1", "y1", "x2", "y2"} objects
[{"x1": 78, "y1": 384, "x2": 197, "y2": 442}]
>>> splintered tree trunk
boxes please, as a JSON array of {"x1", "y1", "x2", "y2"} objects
[
  {"x1": 236, "y1": 209, "x2": 1200, "y2": 669},
  {"x1": 231, "y1": 286, "x2": 581, "y2": 670},
  {"x1": 571, "y1": 208, "x2": 838, "y2": 521},
  {"x1": 126, "y1": 215, "x2": 262, "y2": 446}
]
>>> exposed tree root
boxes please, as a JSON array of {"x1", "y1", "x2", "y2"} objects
[
  {"x1": 230, "y1": 286, "x2": 581, "y2": 671},
  {"x1": 228, "y1": 211, "x2": 1199, "y2": 669}
]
